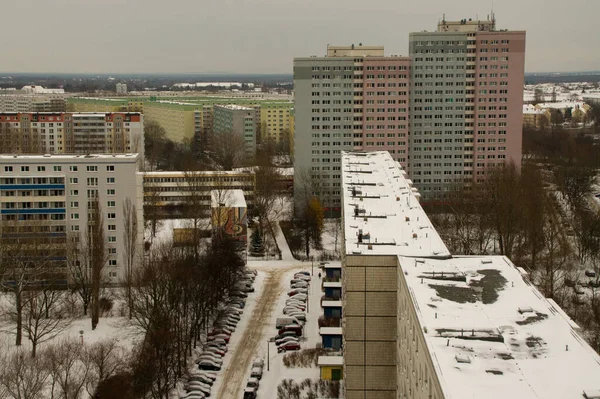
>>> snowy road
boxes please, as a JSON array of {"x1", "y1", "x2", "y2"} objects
[{"x1": 217, "y1": 268, "x2": 286, "y2": 399}]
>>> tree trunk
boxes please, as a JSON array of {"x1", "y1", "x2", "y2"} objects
[{"x1": 15, "y1": 290, "x2": 22, "y2": 346}]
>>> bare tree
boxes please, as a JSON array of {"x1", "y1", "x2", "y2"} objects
[
  {"x1": 66, "y1": 232, "x2": 92, "y2": 316},
  {"x1": 211, "y1": 130, "x2": 246, "y2": 171},
  {"x1": 46, "y1": 339, "x2": 90, "y2": 399},
  {"x1": 84, "y1": 339, "x2": 126, "y2": 397},
  {"x1": 0, "y1": 348, "x2": 49, "y2": 399},
  {"x1": 294, "y1": 169, "x2": 325, "y2": 258},
  {"x1": 88, "y1": 196, "x2": 107, "y2": 331},
  {"x1": 0, "y1": 221, "x2": 64, "y2": 346},
  {"x1": 23, "y1": 288, "x2": 71, "y2": 357},
  {"x1": 144, "y1": 120, "x2": 166, "y2": 172},
  {"x1": 122, "y1": 198, "x2": 138, "y2": 319}
]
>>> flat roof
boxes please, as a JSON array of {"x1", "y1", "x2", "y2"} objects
[
  {"x1": 211, "y1": 189, "x2": 246, "y2": 208},
  {"x1": 143, "y1": 170, "x2": 252, "y2": 177},
  {"x1": 215, "y1": 104, "x2": 253, "y2": 111},
  {"x1": 319, "y1": 327, "x2": 342, "y2": 335},
  {"x1": 341, "y1": 151, "x2": 450, "y2": 258},
  {"x1": 317, "y1": 355, "x2": 344, "y2": 367},
  {"x1": 401, "y1": 254, "x2": 600, "y2": 399},
  {"x1": 0, "y1": 153, "x2": 138, "y2": 161}
]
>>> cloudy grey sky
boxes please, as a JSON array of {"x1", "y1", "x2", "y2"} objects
[{"x1": 1, "y1": 0, "x2": 597, "y2": 74}]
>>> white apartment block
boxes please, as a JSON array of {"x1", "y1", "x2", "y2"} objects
[
  {"x1": 0, "y1": 154, "x2": 143, "y2": 283},
  {"x1": 0, "y1": 94, "x2": 67, "y2": 113},
  {"x1": 341, "y1": 151, "x2": 600, "y2": 399},
  {"x1": 116, "y1": 83, "x2": 128, "y2": 95},
  {"x1": 0, "y1": 112, "x2": 144, "y2": 162}
]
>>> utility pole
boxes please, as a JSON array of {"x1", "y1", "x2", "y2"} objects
[{"x1": 267, "y1": 339, "x2": 270, "y2": 371}]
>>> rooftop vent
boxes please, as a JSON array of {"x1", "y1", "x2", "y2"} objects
[
  {"x1": 455, "y1": 354, "x2": 471, "y2": 364},
  {"x1": 583, "y1": 389, "x2": 600, "y2": 399},
  {"x1": 481, "y1": 259, "x2": 493, "y2": 264},
  {"x1": 518, "y1": 306, "x2": 534, "y2": 314}
]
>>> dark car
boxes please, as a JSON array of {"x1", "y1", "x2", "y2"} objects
[
  {"x1": 277, "y1": 341, "x2": 301, "y2": 353},
  {"x1": 198, "y1": 361, "x2": 221, "y2": 371},
  {"x1": 275, "y1": 331, "x2": 299, "y2": 340}
]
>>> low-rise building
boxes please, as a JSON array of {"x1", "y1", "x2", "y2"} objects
[
  {"x1": 0, "y1": 153, "x2": 143, "y2": 283},
  {"x1": 211, "y1": 189, "x2": 248, "y2": 246}
]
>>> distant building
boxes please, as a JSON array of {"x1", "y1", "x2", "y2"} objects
[
  {"x1": 583, "y1": 94, "x2": 600, "y2": 107},
  {"x1": 116, "y1": 83, "x2": 128, "y2": 95},
  {"x1": 0, "y1": 153, "x2": 143, "y2": 283},
  {"x1": 142, "y1": 170, "x2": 255, "y2": 218},
  {"x1": 0, "y1": 94, "x2": 67, "y2": 113},
  {"x1": 0, "y1": 112, "x2": 144, "y2": 161},
  {"x1": 341, "y1": 151, "x2": 600, "y2": 399},
  {"x1": 68, "y1": 97, "x2": 144, "y2": 113},
  {"x1": 522, "y1": 104, "x2": 548, "y2": 129},
  {"x1": 213, "y1": 104, "x2": 257, "y2": 157},
  {"x1": 211, "y1": 189, "x2": 248, "y2": 246},
  {"x1": 21, "y1": 85, "x2": 65, "y2": 95}
]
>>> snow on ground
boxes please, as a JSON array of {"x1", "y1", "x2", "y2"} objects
[
  {"x1": 251, "y1": 267, "x2": 323, "y2": 397},
  {"x1": 207, "y1": 270, "x2": 266, "y2": 398}
]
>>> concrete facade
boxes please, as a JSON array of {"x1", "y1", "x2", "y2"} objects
[
  {"x1": 0, "y1": 154, "x2": 143, "y2": 283},
  {"x1": 409, "y1": 18, "x2": 525, "y2": 201},
  {"x1": 213, "y1": 104, "x2": 257, "y2": 157},
  {"x1": 293, "y1": 45, "x2": 410, "y2": 215},
  {"x1": 0, "y1": 112, "x2": 144, "y2": 161}
]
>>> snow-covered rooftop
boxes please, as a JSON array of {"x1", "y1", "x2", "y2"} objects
[
  {"x1": 323, "y1": 282, "x2": 342, "y2": 288},
  {"x1": 216, "y1": 104, "x2": 253, "y2": 111},
  {"x1": 211, "y1": 189, "x2": 246, "y2": 208},
  {"x1": 319, "y1": 327, "x2": 342, "y2": 336},
  {"x1": 317, "y1": 356, "x2": 344, "y2": 367},
  {"x1": 321, "y1": 301, "x2": 342, "y2": 308},
  {"x1": 0, "y1": 153, "x2": 138, "y2": 161},
  {"x1": 341, "y1": 151, "x2": 450, "y2": 258},
  {"x1": 402, "y1": 255, "x2": 600, "y2": 399},
  {"x1": 523, "y1": 104, "x2": 546, "y2": 115}
]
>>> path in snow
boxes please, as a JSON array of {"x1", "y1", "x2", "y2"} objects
[
  {"x1": 217, "y1": 268, "x2": 285, "y2": 399},
  {"x1": 274, "y1": 221, "x2": 295, "y2": 261}
]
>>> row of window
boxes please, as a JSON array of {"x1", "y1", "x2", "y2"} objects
[{"x1": 3, "y1": 165, "x2": 116, "y2": 173}]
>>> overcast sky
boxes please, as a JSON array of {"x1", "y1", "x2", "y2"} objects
[{"x1": 1, "y1": 0, "x2": 597, "y2": 74}]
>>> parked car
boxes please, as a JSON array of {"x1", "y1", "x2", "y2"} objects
[
  {"x1": 189, "y1": 375, "x2": 213, "y2": 385},
  {"x1": 209, "y1": 327, "x2": 232, "y2": 336},
  {"x1": 208, "y1": 334, "x2": 230, "y2": 343},
  {"x1": 275, "y1": 331, "x2": 298, "y2": 341},
  {"x1": 250, "y1": 366, "x2": 263, "y2": 380},
  {"x1": 288, "y1": 289, "x2": 308, "y2": 297},
  {"x1": 231, "y1": 291, "x2": 248, "y2": 299},
  {"x1": 276, "y1": 317, "x2": 302, "y2": 329},
  {"x1": 285, "y1": 300, "x2": 306, "y2": 308},
  {"x1": 243, "y1": 388, "x2": 257, "y2": 399},
  {"x1": 205, "y1": 341, "x2": 227, "y2": 351},
  {"x1": 207, "y1": 338, "x2": 227, "y2": 347},
  {"x1": 186, "y1": 384, "x2": 211, "y2": 397},
  {"x1": 277, "y1": 341, "x2": 301, "y2": 353},
  {"x1": 205, "y1": 347, "x2": 226, "y2": 357},
  {"x1": 246, "y1": 377, "x2": 260, "y2": 389},
  {"x1": 278, "y1": 325, "x2": 303, "y2": 336},
  {"x1": 198, "y1": 352, "x2": 222, "y2": 362},
  {"x1": 184, "y1": 393, "x2": 206, "y2": 399},
  {"x1": 288, "y1": 293, "x2": 307, "y2": 301},
  {"x1": 287, "y1": 312, "x2": 306, "y2": 322},
  {"x1": 589, "y1": 280, "x2": 600, "y2": 288},
  {"x1": 195, "y1": 371, "x2": 217, "y2": 380},
  {"x1": 244, "y1": 268, "x2": 258, "y2": 276},
  {"x1": 291, "y1": 282, "x2": 309, "y2": 289},
  {"x1": 252, "y1": 358, "x2": 265, "y2": 369},
  {"x1": 198, "y1": 361, "x2": 221, "y2": 371},
  {"x1": 291, "y1": 278, "x2": 309, "y2": 285},
  {"x1": 294, "y1": 274, "x2": 311, "y2": 281},
  {"x1": 586, "y1": 270, "x2": 597, "y2": 278},
  {"x1": 186, "y1": 380, "x2": 211, "y2": 391},
  {"x1": 275, "y1": 336, "x2": 299, "y2": 346},
  {"x1": 283, "y1": 306, "x2": 305, "y2": 314}
]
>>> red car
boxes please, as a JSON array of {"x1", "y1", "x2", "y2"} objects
[
  {"x1": 208, "y1": 334, "x2": 230, "y2": 343},
  {"x1": 208, "y1": 329, "x2": 231, "y2": 338},
  {"x1": 278, "y1": 325, "x2": 303, "y2": 336},
  {"x1": 277, "y1": 341, "x2": 301, "y2": 353}
]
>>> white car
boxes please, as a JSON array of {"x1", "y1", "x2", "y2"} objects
[
  {"x1": 294, "y1": 274, "x2": 311, "y2": 281},
  {"x1": 291, "y1": 282, "x2": 309, "y2": 289},
  {"x1": 288, "y1": 312, "x2": 307, "y2": 321},
  {"x1": 275, "y1": 336, "x2": 299, "y2": 346},
  {"x1": 283, "y1": 306, "x2": 305, "y2": 315},
  {"x1": 288, "y1": 293, "x2": 307, "y2": 301}
]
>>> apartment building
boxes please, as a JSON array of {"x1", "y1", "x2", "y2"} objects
[
  {"x1": 0, "y1": 112, "x2": 144, "y2": 161},
  {"x1": 0, "y1": 154, "x2": 143, "y2": 282},
  {"x1": 213, "y1": 104, "x2": 257, "y2": 157},
  {"x1": 116, "y1": 83, "x2": 128, "y2": 95},
  {"x1": 341, "y1": 151, "x2": 600, "y2": 399},
  {"x1": 0, "y1": 94, "x2": 67, "y2": 113},
  {"x1": 68, "y1": 97, "x2": 144, "y2": 113},
  {"x1": 142, "y1": 170, "x2": 255, "y2": 218},
  {"x1": 409, "y1": 16, "x2": 525, "y2": 200},
  {"x1": 294, "y1": 45, "x2": 410, "y2": 215}
]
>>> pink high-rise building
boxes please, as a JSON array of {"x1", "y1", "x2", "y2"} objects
[{"x1": 409, "y1": 15, "x2": 526, "y2": 201}]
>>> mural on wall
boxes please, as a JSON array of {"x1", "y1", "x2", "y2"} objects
[{"x1": 212, "y1": 205, "x2": 248, "y2": 243}]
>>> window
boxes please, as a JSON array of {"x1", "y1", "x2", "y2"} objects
[
  {"x1": 106, "y1": 165, "x2": 115, "y2": 172},
  {"x1": 108, "y1": 225, "x2": 116, "y2": 231},
  {"x1": 71, "y1": 213, "x2": 79, "y2": 220},
  {"x1": 4, "y1": 166, "x2": 12, "y2": 172},
  {"x1": 69, "y1": 166, "x2": 78, "y2": 172},
  {"x1": 70, "y1": 201, "x2": 79, "y2": 208},
  {"x1": 21, "y1": 166, "x2": 29, "y2": 172},
  {"x1": 71, "y1": 225, "x2": 80, "y2": 231},
  {"x1": 37, "y1": 166, "x2": 46, "y2": 172},
  {"x1": 108, "y1": 213, "x2": 116, "y2": 219},
  {"x1": 70, "y1": 190, "x2": 79, "y2": 196},
  {"x1": 106, "y1": 177, "x2": 115, "y2": 184},
  {"x1": 107, "y1": 201, "x2": 115, "y2": 207},
  {"x1": 107, "y1": 189, "x2": 115, "y2": 196},
  {"x1": 108, "y1": 236, "x2": 117, "y2": 243},
  {"x1": 87, "y1": 166, "x2": 97, "y2": 172},
  {"x1": 87, "y1": 177, "x2": 98, "y2": 186},
  {"x1": 108, "y1": 248, "x2": 117, "y2": 254},
  {"x1": 53, "y1": 166, "x2": 62, "y2": 172},
  {"x1": 69, "y1": 178, "x2": 78, "y2": 184},
  {"x1": 109, "y1": 259, "x2": 117, "y2": 266}
]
